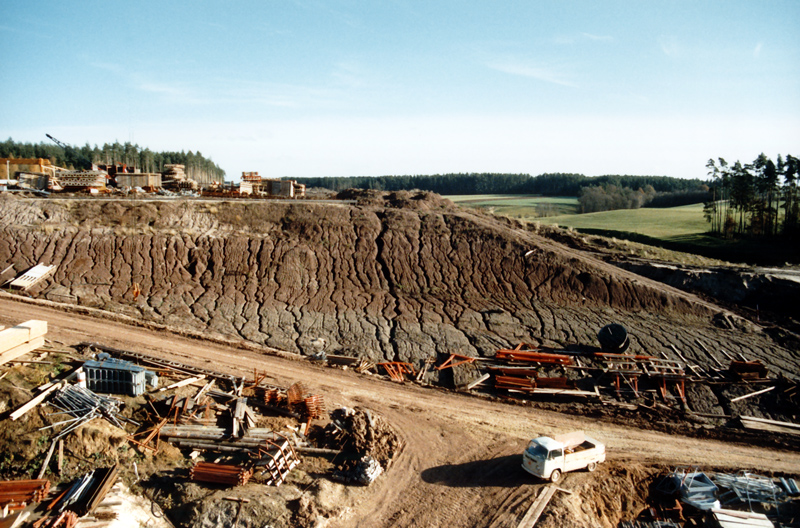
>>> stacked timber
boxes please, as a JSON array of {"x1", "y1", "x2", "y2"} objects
[
  {"x1": 190, "y1": 463, "x2": 253, "y2": 486},
  {"x1": 0, "y1": 478, "x2": 51, "y2": 510},
  {"x1": 0, "y1": 319, "x2": 47, "y2": 367},
  {"x1": 162, "y1": 164, "x2": 198, "y2": 191}
]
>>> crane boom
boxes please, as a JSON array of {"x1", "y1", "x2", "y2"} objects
[
  {"x1": 46, "y1": 134, "x2": 69, "y2": 150},
  {"x1": 45, "y1": 134, "x2": 92, "y2": 170}
]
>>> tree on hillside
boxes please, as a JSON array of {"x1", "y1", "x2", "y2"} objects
[
  {"x1": 704, "y1": 152, "x2": 798, "y2": 240},
  {"x1": 750, "y1": 153, "x2": 779, "y2": 237},
  {"x1": 783, "y1": 155, "x2": 800, "y2": 238}
]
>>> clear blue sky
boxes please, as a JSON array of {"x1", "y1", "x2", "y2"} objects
[{"x1": 2, "y1": 1, "x2": 799, "y2": 181}]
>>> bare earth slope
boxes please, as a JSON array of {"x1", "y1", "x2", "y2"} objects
[
  {"x1": 0, "y1": 192, "x2": 796, "y2": 378},
  {"x1": 0, "y1": 298, "x2": 798, "y2": 528}
]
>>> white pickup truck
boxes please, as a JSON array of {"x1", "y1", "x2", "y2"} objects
[{"x1": 521, "y1": 431, "x2": 605, "y2": 483}]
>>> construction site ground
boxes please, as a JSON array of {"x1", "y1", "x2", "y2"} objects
[
  {"x1": 1, "y1": 192, "x2": 799, "y2": 526},
  {"x1": 1, "y1": 296, "x2": 798, "y2": 528}
]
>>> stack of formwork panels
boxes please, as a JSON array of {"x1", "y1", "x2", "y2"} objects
[
  {"x1": 82, "y1": 356, "x2": 156, "y2": 397},
  {"x1": 9, "y1": 264, "x2": 55, "y2": 291},
  {"x1": 0, "y1": 320, "x2": 47, "y2": 366}
]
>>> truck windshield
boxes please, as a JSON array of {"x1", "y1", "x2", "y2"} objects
[{"x1": 526, "y1": 442, "x2": 549, "y2": 459}]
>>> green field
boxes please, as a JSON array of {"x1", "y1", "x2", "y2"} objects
[
  {"x1": 445, "y1": 195, "x2": 579, "y2": 217},
  {"x1": 540, "y1": 203, "x2": 709, "y2": 242}
]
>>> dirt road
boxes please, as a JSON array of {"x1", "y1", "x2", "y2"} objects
[{"x1": 2, "y1": 296, "x2": 798, "y2": 527}]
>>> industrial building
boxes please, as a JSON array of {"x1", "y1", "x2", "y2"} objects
[{"x1": 240, "y1": 172, "x2": 306, "y2": 198}]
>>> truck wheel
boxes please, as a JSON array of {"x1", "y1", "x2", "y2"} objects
[
  {"x1": 587, "y1": 462, "x2": 597, "y2": 472},
  {"x1": 550, "y1": 469, "x2": 562, "y2": 483}
]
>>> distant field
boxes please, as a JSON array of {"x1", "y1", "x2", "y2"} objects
[
  {"x1": 449, "y1": 195, "x2": 796, "y2": 264},
  {"x1": 445, "y1": 195, "x2": 579, "y2": 217},
  {"x1": 540, "y1": 203, "x2": 709, "y2": 241}
]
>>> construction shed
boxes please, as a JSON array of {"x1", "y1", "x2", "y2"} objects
[{"x1": 240, "y1": 172, "x2": 306, "y2": 198}]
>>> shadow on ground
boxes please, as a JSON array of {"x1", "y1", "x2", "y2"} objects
[{"x1": 421, "y1": 454, "x2": 539, "y2": 488}]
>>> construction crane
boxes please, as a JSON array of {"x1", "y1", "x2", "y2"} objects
[
  {"x1": 45, "y1": 133, "x2": 92, "y2": 170},
  {"x1": 45, "y1": 133, "x2": 68, "y2": 150}
]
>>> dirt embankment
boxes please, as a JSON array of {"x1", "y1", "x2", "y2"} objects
[{"x1": 0, "y1": 192, "x2": 796, "y2": 380}]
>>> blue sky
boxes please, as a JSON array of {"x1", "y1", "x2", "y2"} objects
[{"x1": 2, "y1": 1, "x2": 798, "y2": 181}]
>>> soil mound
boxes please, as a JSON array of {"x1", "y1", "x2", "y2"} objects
[
  {"x1": 0, "y1": 193, "x2": 795, "y2": 378},
  {"x1": 327, "y1": 407, "x2": 401, "y2": 469}
]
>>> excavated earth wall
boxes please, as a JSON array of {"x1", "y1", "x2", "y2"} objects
[{"x1": 0, "y1": 192, "x2": 796, "y2": 379}]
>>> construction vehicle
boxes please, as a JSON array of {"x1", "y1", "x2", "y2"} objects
[{"x1": 521, "y1": 431, "x2": 605, "y2": 483}]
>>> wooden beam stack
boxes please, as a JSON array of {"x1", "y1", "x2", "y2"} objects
[{"x1": 0, "y1": 319, "x2": 47, "y2": 367}]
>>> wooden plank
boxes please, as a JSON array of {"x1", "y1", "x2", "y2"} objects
[
  {"x1": 730, "y1": 386, "x2": 775, "y2": 403},
  {"x1": 10, "y1": 381, "x2": 64, "y2": 421},
  {"x1": 0, "y1": 335, "x2": 45, "y2": 366},
  {"x1": 517, "y1": 485, "x2": 557, "y2": 528},
  {"x1": 36, "y1": 440, "x2": 57, "y2": 479},
  {"x1": 0, "y1": 320, "x2": 47, "y2": 353},
  {"x1": 464, "y1": 373, "x2": 491, "y2": 391},
  {"x1": 157, "y1": 375, "x2": 206, "y2": 392},
  {"x1": 740, "y1": 415, "x2": 800, "y2": 430}
]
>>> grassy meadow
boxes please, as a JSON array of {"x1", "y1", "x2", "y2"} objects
[
  {"x1": 446, "y1": 195, "x2": 579, "y2": 217},
  {"x1": 446, "y1": 195, "x2": 796, "y2": 264},
  {"x1": 540, "y1": 203, "x2": 709, "y2": 242}
]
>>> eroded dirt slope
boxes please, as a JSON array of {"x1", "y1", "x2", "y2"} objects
[{"x1": 0, "y1": 192, "x2": 795, "y2": 378}]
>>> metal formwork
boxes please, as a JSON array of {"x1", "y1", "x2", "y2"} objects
[{"x1": 83, "y1": 357, "x2": 151, "y2": 396}]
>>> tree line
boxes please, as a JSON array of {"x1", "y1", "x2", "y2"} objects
[
  {"x1": 0, "y1": 138, "x2": 225, "y2": 184},
  {"x1": 295, "y1": 173, "x2": 706, "y2": 198},
  {"x1": 704, "y1": 153, "x2": 799, "y2": 239}
]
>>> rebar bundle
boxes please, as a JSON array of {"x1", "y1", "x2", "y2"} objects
[
  {"x1": 190, "y1": 462, "x2": 253, "y2": 486},
  {"x1": 46, "y1": 385, "x2": 125, "y2": 439},
  {"x1": 0, "y1": 478, "x2": 51, "y2": 509}
]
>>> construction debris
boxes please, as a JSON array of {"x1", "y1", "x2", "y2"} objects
[
  {"x1": 516, "y1": 485, "x2": 558, "y2": 528},
  {"x1": 668, "y1": 469, "x2": 720, "y2": 511},
  {"x1": 332, "y1": 455, "x2": 383, "y2": 486},
  {"x1": 377, "y1": 362, "x2": 416, "y2": 382},
  {"x1": 325, "y1": 407, "x2": 400, "y2": 475},
  {"x1": 713, "y1": 472, "x2": 787, "y2": 507},
  {"x1": 711, "y1": 508, "x2": 774, "y2": 528},
  {"x1": 739, "y1": 415, "x2": 800, "y2": 436},
  {"x1": 49, "y1": 384, "x2": 127, "y2": 435},
  {"x1": 729, "y1": 360, "x2": 770, "y2": 380},
  {"x1": 495, "y1": 344, "x2": 573, "y2": 365}
]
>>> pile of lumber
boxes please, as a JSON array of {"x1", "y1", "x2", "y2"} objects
[{"x1": 0, "y1": 319, "x2": 47, "y2": 367}]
